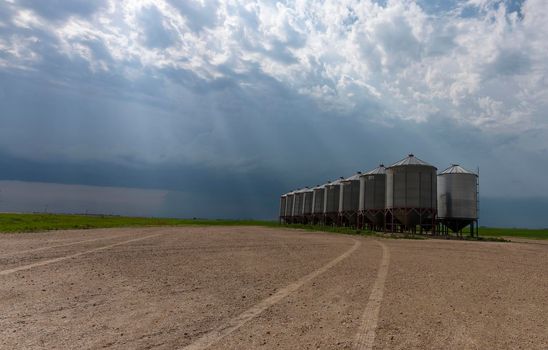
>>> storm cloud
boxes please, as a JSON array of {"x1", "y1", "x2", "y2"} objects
[{"x1": 0, "y1": 0, "x2": 547, "y2": 227}]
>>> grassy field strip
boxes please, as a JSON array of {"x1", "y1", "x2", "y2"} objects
[
  {"x1": 0, "y1": 213, "x2": 546, "y2": 239},
  {"x1": 0, "y1": 213, "x2": 279, "y2": 233},
  {"x1": 472, "y1": 227, "x2": 548, "y2": 239}
]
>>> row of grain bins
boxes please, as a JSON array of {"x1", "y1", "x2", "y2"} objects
[{"x1": 279, "y1": 154, "x2": 479, "y2": 236}]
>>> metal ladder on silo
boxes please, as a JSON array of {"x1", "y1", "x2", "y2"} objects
[{"x1": 476, "y1": 167, "x2": 480, "y2": 237}]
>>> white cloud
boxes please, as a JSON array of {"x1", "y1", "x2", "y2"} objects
[{"x1": 1, "y1": 0, "x2": 547, "y2": 137}]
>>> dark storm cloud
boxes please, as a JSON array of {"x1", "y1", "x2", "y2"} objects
[
  {"x1": 2, "y1": 59, "x2": 548, "y2": 220},
  {"x1": 480, "y1": 197, "x2": 548, "y2": 228},
  {"x1": 0, "y1": 0, "x2": 547, "y2": 226},
  {"x1": 0, "y1": 152, "x2": 283, "y2": 220},
  {"x1": 0, "y1": 151, "x2": 281, "y2": 197}
]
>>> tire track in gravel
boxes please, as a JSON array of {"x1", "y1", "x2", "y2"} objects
[
  {"x1": 182, "y1": 238, "x2": 362, "y2": 350},
  {"x1": 0, "y1": 233, "x2": 163, "y2": 276},
  {"x1": 0, "y1": 234, "x2": 137, "y2": 258},
  {"x1": 354, "y1": 241, "x2": 390, "y2": 350}
]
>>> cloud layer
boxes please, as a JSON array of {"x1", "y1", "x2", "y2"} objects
[
  {"x1": 1, "y1": 0, "x2": 547, "y2": 223},
  {"x1": 2, "y1": 0, "x2": 546, "y2": 132}
]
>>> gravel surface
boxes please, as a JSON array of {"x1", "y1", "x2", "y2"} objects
[{"x1": 0, "y1": 227, "x2": 546, "y2": 349}]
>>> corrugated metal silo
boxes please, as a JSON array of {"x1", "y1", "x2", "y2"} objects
[
  {"x1": 285, "y1": 191, "x2": 295, "y2": 219},
  {"x1": 386, "y1": 154, "x2": 437, "y2": 230},
  {"x1": 312, "y1": 182, "x2": 328, "y2": 218},
  {"x1": 340, "y1": 172, "x2": 362, "y2": 227},
  {"x1": 341, "y1": 172, "x2": 362, "y2": 212},
  {"x1": 437, "y1": 164, "x2": 478, "y2": 233},
  {"x1": 280, "y1": 194, "x2": 287, "y2": 221},
  {"x1": 325, "y1": 178, "x2": 344, "y2": 213},
  {"x1": 302, "y1": 187, "x2": 314, "y2": 217},
  {"x1": 293, "y1": 188, "x2": 305, "y2": 218},
  {"x1": 360, "y1": 164, "x2": 386, "y2": 227}
]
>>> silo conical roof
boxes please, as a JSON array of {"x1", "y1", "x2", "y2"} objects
[
  {"x1": 440, "y1": 164, "x2": 477, "y2": 175},
  {"x1": 293, "y1": 187, "x2": 309, "y2": 193},
  {"x1": 363, "y1": 164, "x2": 386, "y2": 175},
  {"x1": 326, "y1": 177, "x2": 345, "y2": 186},
  {"x1": 313, "y1": 181, "x2": 330, "y2": 190},
  {"x1": 388, "y1": 154, "x2": 435, "y2": 168},
  {"x1": 343, "y1": 172, "x2": 362, "y2": 182}
]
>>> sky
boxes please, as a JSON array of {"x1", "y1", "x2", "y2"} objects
[{"x1": 0, "y1": 0, "x2": 547, "y2": 227}]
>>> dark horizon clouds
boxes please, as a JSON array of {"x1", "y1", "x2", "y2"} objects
[{"x1": 1, "y1": 0, "x2": 547, "y2": 226}]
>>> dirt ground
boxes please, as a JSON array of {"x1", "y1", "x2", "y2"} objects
[{"x1": 0, "y1": 227, "x2": 546, "y2": 349}]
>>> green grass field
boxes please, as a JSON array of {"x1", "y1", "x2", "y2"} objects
[
  {"x1": 0, "y1": 213, "x2": 279, "y2": 233},
  {"x1": 476, "y1": 227, "x2": 548, "y2": 240},
  {"x1": 0, "y1": 213, "x2": 378, "y2": 237},
  {"x1": 0, "y1": 213, "x2": 546, "y2": 240}
]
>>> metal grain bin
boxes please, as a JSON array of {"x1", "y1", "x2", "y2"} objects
[
  {"x1": 293, "y1": 189, "x2": 305, "y2": 217},
  {"x1": 341, "y1": 172, "x2": 362, "y2": 212},
  {"x1": 360, "y1": 164, "x2": 386, "y2": 225},
  {"x1": 325, "y1": 177, "x2": 344, "y2": 213},
  {"x1": 285, "y1": 191, "x2": 295, "y2": 217},
  {"x1": 386, "y1": 154, "x2": 437, "y2": 227},
  {"x1": 303, "y1": 187, "x2": 314, "y2": 215},
  {"x1": 280, "y1": 194, "x2": 287, "y2": 219},
  {"x1": 437, "y1": 164, "x2": 478, "y2": 232},
  {"x1": 312, "y1": 183, "x2": 328, "y2": 214}
]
